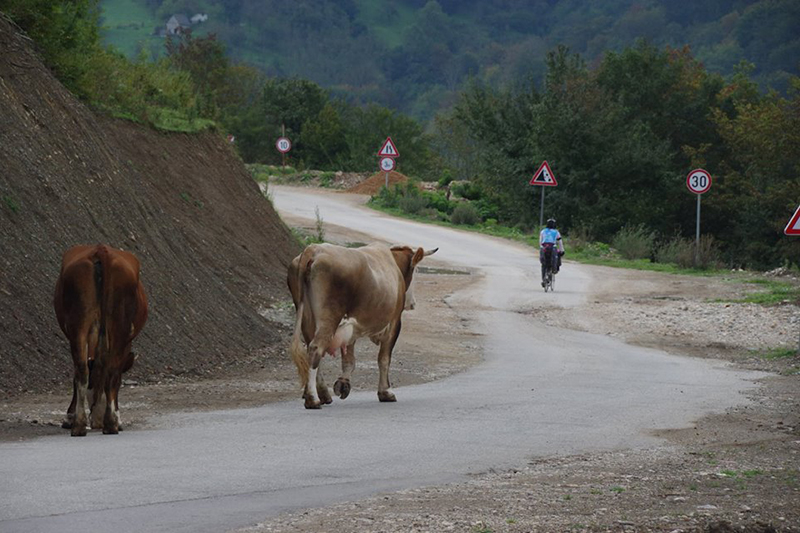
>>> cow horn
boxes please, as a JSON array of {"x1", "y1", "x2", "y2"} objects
[{"x1": 424, "y1": 247, "x2": 438, "y2": 256}]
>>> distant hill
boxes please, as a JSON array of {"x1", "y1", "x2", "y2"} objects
[{"x1": 100, "y1": 0, "x2": 800, "y2": 121}]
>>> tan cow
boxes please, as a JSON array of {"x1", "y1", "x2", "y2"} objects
[
  {"x1": 287, "y1": 243, "x2": 436, "y2": 409},
  {"x1": 54, "y1": 244, "x2": 148, "y2": 436}
]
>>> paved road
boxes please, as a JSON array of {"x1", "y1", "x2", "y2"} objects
[{"x1": 0, "y1": 187, "x2": 761, "y2": 533}]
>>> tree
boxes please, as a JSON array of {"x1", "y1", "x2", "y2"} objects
[
  {"x1": 339, "y1": 103, "x2": 435, "y2": 177},
  {"x1": 0, "y1": 0, "x2": 102, "y2": 99},
  {"x1": 300, "y1": 104, "x2": 349, "y2": 169},
  {"x1": 166, "y1": 32, "x2": 230, "y2": 119}
]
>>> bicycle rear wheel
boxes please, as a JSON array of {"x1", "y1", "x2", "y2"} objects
[{"x1": 543, "y1": 268, "x2": 553, "y2": 292}]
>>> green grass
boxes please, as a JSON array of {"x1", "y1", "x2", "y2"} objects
[
  {"x1": 726, "y1": 279, "x2": 800, "y2": 305},
  {"x1": 153, "y1": 108, "x2": 216, "y2": 133},
  {"x1": 3, "y1": 195, "x2": 19, "y2": 213},
  {"x1": 99, "y1": 0, "x2": 163, "y2": 58},
  {"x1": 755, "y1": 347, "x2": 798, "y2": 360},
  {"x1": 246, "y1": 164, "x2": 297, "y2": 182},
  {"x1": 110, "y1": 106, "x2": 216, "y2": 133}
]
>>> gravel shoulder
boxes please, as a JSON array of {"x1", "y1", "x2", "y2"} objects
[{"x1": 2, "y1": 207, "x2": 799, "y2": 532}]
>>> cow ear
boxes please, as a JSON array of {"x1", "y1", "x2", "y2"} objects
[{"x1": 411, "y1": 247, "x2": 425, "y2": 268}]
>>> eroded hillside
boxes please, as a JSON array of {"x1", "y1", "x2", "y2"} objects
[{"x1": 0, "y1": 15, "x2": 300, "y2": 395}]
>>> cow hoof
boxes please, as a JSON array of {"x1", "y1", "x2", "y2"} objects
[
  {"x1": 61, "y1": 420, "x2": 73, "y2": 429},
  {"x1": 333, "y1": 379, "x2": 350, "y2": 400},
  {"x1": 102, "y1": 426, "x2": 119, "y2": 435},
  {"x1": 70, "y1": 425, "x2": 87, "y2": 437},
  {"x1": 304, "y1": 394, "x2": 322, "y2": 409},
  {"x1": 378, "y1": 391, "x2": 396, "y2": 402},
  {"x1": 318, "y1": 387, "x2": 333, "y2": 405}
]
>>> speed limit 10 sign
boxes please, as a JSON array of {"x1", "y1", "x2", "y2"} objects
[
  {"x1": 686, "y1": 169, "x2": 712, "y2": 194},
  {"x1": 276, "y1": 137, "x2": 292, "y2": 153}
]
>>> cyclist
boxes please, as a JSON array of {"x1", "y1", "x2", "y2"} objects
[{"x1": 539, "y1": 218, "x2": 565, "y2": 287}]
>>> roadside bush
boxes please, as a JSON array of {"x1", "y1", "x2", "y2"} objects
[
  {"x1": 451, "y1": 181, "x2": 482, "y2": 201},
  {"x1": 566, "y1": 225, "x2": 594, "y2": 253},
  {"x1": 450, "y1": 203, "x2": 481, "y2": 225},
  {"x1": 418, "y1": 207, "x2": 442, "y2": 220},
  {"x1": 372, "y1": 185, "x2": 399, "y2": 208},
  {"x1": 656, "y1": 233, "x2": 721, "y2": 269},
  {"x1": 398, "y1": 194, "x2": 427, "y2": 214},
  {"x1": 437, "y1": 170, "x2": 453, "y2": 188},
  {"x1": 654, "y1": 233, "x2": 690, "y2": 265},
  {"x1": 612, "y1": 224, "x2": 655, "y2": 260},
  {"x1": 319, "y1": 172, "x2": 334, "y2": 188},
  {"x1": 688, "y1": 235, "x2": 722, "y2": 270},
  {"x1": 474, "y1": 197, "x2": 499, "y2": 221},
  {"x1": 423, "y1": 191, "x2": 453, "y2": 214}
]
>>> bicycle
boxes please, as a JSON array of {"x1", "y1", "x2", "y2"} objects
[
  {"x1": 542, "y1": 263, "x2": 554, "y2": 292},
  {"x1": 541, "y1": 245, "x2": 556, "y2": 292}
]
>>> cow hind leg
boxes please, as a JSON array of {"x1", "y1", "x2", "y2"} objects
[
  {"x1": 303, "y1": 345, "x2": 325, "y2": 409},
  {"x1": 316, "y1": 367, "x2": 332, "y2": 405},
  {"x1": 69, "y1": 336, "x2": 91, "y2": 436},
  {"x1": 89, "y1": 389, "x2": 106, "y2": 430},
  {"x1": 333, "y1": 341, "x2": 356, "y2": 400},
  {"x1": 62, "y1": 382, "x2": 78, "y2": 429},
  {"x1": 102, "y1": 373, "x2": 121, "y2": 434},
  {"x1": 376, "y1": 343, "x2": 396, "y2": 403},
  {"x1": 377, "y1": 322, "x2": 401, "y2": 403}
]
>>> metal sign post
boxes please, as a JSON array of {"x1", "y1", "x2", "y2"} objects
[
  {"x1": 686, "y1": 169, "x2": 712, "y2": 267},
  {"x1": 540, "y1": 187, "x2": 546, "y2": 227},
  {"x1": 695, "y1": 194, "x2": 701, "y2": 265}
]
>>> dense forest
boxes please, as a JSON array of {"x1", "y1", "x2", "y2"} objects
[
  {"x1": 1, "y1": 0, "x2": 798, "y2": 270},
  {"x1": 100, "y1": 0, "x2": 800, "y2": 120}
]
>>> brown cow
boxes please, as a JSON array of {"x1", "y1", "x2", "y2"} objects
[
  {"x1": 287, "y1": 242, "x2": 436, "y2": 409},
  {"x1": 54, "y1": 244, "x2": 148, "y2": 436}
]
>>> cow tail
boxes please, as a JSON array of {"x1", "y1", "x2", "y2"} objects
[
  {"x1": 90, "y1": 247, "x2": 107, "y2": 389},
  {"x1": 290, "y1": 300, "x2": 309, "y2": 388},
  {"x1": 290, "y1": 247, "x2": 315, "y2": 389}
]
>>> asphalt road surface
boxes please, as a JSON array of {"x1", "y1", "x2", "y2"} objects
[{"x1": 0, "y1": 186, "x2": 762, "y2": 533}]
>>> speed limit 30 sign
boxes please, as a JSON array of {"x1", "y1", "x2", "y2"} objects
[{"x1": 686, "y1": 169, "x2": 712, "y2": 194}]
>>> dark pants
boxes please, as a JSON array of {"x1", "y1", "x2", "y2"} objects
[{"x1": 540, "y1": 245, "x2": 559, "y2": 279}]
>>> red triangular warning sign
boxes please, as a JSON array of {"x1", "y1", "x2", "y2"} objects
[
  {"x1": 530, "y1": 161, "x2": 557, "y2": 186},
  {"x1": 785, "y1": 205, "x2": 800, "y2": 236},
  {"x1": 378, "y1": 137, "x2": 399, "y2": 157}
]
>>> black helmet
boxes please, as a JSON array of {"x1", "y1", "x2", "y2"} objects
[{"x1": 546, "y1": 218, "x2": 556, "y2": 229}]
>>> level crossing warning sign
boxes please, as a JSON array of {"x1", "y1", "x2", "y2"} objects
[{"x1": 530, "y1": 161, "x2": 557, "y2": 186}]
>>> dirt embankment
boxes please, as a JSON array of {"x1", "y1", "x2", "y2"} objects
[{"x1": 0, "y1": 15, "x2": 300, "y2": 396}]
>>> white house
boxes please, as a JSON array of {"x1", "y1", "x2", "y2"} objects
[{"x1": 165, "y1": 14, "x2": 191, "y2": 35}]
